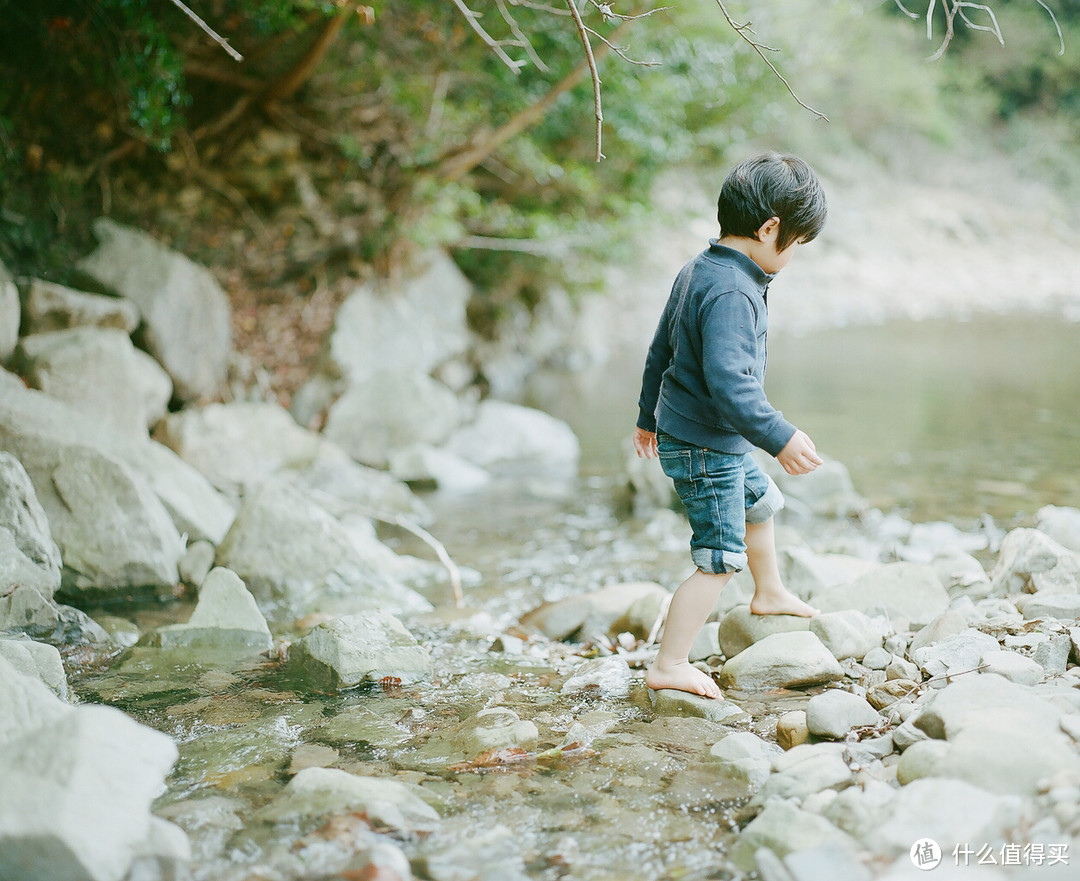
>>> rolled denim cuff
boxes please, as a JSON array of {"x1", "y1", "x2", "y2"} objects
[
  {"x1": 746, "y1": 475, "x2": 784, "y2": 525},
  {"x1": 692, "y1": 546, "x2": 748, "y2": 575}
]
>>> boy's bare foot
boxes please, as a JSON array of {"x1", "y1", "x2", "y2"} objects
[
  {"x1": 749, "y1": 587, "x2": 819, "y2": 617},
  {"x1": 645, "y1": 659, "x2": 722, "y2": 699}
]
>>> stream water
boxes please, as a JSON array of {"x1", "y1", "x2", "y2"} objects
[{"x1": 67, "y1": 314, "x2": 1080, "y2": 881}]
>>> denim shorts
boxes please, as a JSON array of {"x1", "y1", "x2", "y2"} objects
[{"x1": 657, "y1": 431, "x2": 785, "y2": 574}]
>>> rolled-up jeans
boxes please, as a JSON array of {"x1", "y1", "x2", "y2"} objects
[{"x1": 657, "y1": 431, "x2": 785, "y2": 574}]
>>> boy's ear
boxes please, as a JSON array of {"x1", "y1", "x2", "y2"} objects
[{"x1": 756, "y1": 216, "x2": 781, "y2": 241}]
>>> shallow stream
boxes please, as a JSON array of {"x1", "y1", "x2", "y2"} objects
[{"x1": 68, "y1": 314, "x2": 1079, "y2": 880}]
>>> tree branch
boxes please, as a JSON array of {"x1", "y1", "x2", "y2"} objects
[
  {"x1": 435, "y1": 20, "x2": 632, "y2": 181},
  {"x1": 715, "y1": 0, "x2": 828, "y2": 122},
  {"x1": 452, "y1": 0, "x2": 529, "y2": 73},
  {"x1": 166, "y1": 0, "x2": 243, "y2": 61},
  {"x1": 260, "y1": 3, "x2": 358, "y2": 105},
  {"x1": 565, "y1": 0, "x2": 606, "y2": 161}
]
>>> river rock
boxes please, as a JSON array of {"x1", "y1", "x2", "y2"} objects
[
  {"x1": 148, "y1": 567, "x2": 272, "y2": 652},
  {"x1": 420, "y1": 825, "x2": 529, "y2": 881},
  {"x1": 0, "y1": 260, "x2": 18, "y2": 362},
  {"x1": 728, "y1": 798, "x2": 860, "y2": 873},
  {"x1": 561, "y1": 656, "x2": 632, "y2": 699},
  {"x1": 911, "y1": 628, "x2": 999, "y2": 681},
  {"x1": 908, "y1": 608, "x2": 975, "y2": 655},
  {"x1": 0, "y1": 654, "x2": 70, "y2": 748},
  {"x1": 55, "y1": 446, "x2": 185, "y2": 593},
  {"x1": 418, "y1": 707, "x2": 539, "y2": 767},
  {"x1": 1036, "y1": 505, "x2": 1080, "y2": 553},
  {"x1": 0, "y1": 638, "x2": 68, "y2": 699},
  {"x1": 256, "y1": 767, "x2": 439, "y2": 834},
  {"x1": 708, "y1": 731, "x2": 782, "y2": 796},
  {"x1": 650, "y1": 688, "x2": 748, "y2": 724},
  {"x1": 912, "y1": 673, "x2": 1080, "y2": 794},
  {"x1": 290, "y1": 611, "x2": 433, "y2": 691},
  {"x1": 933, "y1": 546, "x2": 993, "y2": 599},
  {"x1": 717, "y1": 604, "x2": 810, "y2": 657},
  {"x1": 389, "y1": 443, "x2": 492, "y2": 493},
  {"x1": 75, "y1": 217, "x2": 231, "y2": 401},
  {"x1": 0, "y1": 702, "x2": 181, "y2": 881},
  {"x1": 291, "y1": 454, "x2": 430, "y2": 524},
  {"x1": 769, "y1": 457, "x2": 865, "y2": 518},
  {"x1": 806, "y1": 689, "x2": 882, "y2": 740},
  {"x1": 321, "y1": 251, "x2": 471, "y2": 385},
  {"x1": 861, "y1": 777, "x2": 1017, "y2": 861},
  {"x1": 323, "y1": 371, "x2": 463, "y2": 469},
  {"x1": 0, "y1": 381, "x2": 234, "y2": 548},
  {"x1": 0, "y1": 585, "x2": 61, "y2": 640},
  {"x1": 895, "y1": 738, "x2": 950, "y2": 784},
  {"x1": 21, "y1": 277, "x2": 140, "y2": 334},
  {"x1": 16, "y1": 327, "x2": 172, "y2": 437},
  {"x1": 719, "y1": 631, "x2": 844, "y2": 691},
  {"x1": 810, "y1": 609, "x2": 884, "y2": 661},
  {"x1": 753, "y1": 746, "x2": 855, "y2": 804},
  {"x1": 154, "y1": 400, "x2": 333, "y2": 497},
  {"x1": 1022, "y1": 593, "x2": 1080, "y2": 620},
  {"x1": 978, "y1": 649, "x2": 1045, "y2": 686},
  {"x1": 521, "y1": 581, "x2": 668, "y2": 642},
  {"x1": 812, "y1": 562, "x2": 950, "y2": 630},
  {"x1": 215, "y1": 477, "x2": 431, "y2": 619},
  {"x1": 990, "y1": 527, "x2": 1077, "y2": 595},
  {"x1": 444, "y1": 399, "x2": 580, "y2": 470},
  {"x1": 779, "y1": 547, "x2": 879, "y2": 601},
  {"x1": 0, "y1": 451, "x2": 62, "y2": 600},
  {"x1": 689, "y1": 620, "x2": 722, "y2": 662}
]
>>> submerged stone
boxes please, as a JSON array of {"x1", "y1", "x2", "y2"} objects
[{"x1": 148, "y1": 567, "x2": 272, "y2": 653}]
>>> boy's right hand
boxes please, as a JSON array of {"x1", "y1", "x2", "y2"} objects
[
  {"x1": 777, "y1": 429, "x2": 823, "y2": 475},
  {"x1": 633, "y1": 426, "x2": 657, "y2": 459}
]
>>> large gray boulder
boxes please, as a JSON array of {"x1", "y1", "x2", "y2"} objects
[
  {"x1": 16, "y1": 326, "x2": 172, "y2": 436},
  {"x1": 0, "y1": 452, "x2": 62, "y2": 600},
  {"x1": 49, "y1": 446, "x2": 182, "y2": 593},
  {"x1": 521, "y1": 582, "x2": 669, "y2": 642},
  {"x1": 812, "y1": 562, "x2": 950, "y2": 629},
  {"x1": 323, "y1": 371, "x2": 463, "y2": 468},
  {"x1": 0, "y1": 259, "x2": 18, "y2": 363},
  {"x1": 912, "y1": 673, "x2": 1080, "y2": 795},
  {"x1": 155, "y1": 400, "x2": 333, "y2": 497},
  {"x1": 21, "y1": 278, "x2": 140, "y2": 334},
  {"x1": 321, "y1": 251, "x2": 471, "y2": 385},
  {"x1": 0, "y1": 655, "x2": 70, "y2": 746},
  {"x1": 215, "y1": 477, "x2": 431, "y2": 619},
  {"x1": 444, "y1": 399, "x2": 580, "y2": 470},
  {"x1": 290, "y1": 611, "x2": 433, "y2": 690},
  {"x1": 0, "y1": 700, "x2": 182, "y2": 881},
  {"x1": 76, "y1": 218, "x2": 231, "y2": 401},
  {"x1": 0, "y1": 381, "x2": 234, "y2": 557}
]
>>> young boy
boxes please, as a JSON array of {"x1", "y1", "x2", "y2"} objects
[{"x1": 633, "y1": 152, "x2": 827, "y2": 699}]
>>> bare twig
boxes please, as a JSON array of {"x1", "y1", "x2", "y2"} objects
[
  {"x1": 497, "y1": 0, "x2": 550, "y2": 71},
  {"x1": 436, "y1": 20, "x2": 631, "y2": 181},
  {"x1": 714, "y1": 0, "x2": 829, "y2": 122},
  {"x1": 565, "y1": 0, "x2": 606, "y2": 161},
  {"x1": 584, "y1": 26, "x2": 660, "y2": 66},
  {"x1": 452, "y1": 0, "x2": 528, "y2": 73},
  {"x1": 585, "y1": 1, "x2": 672, "y2": 23},
  {"x1": 1036, "y1": 0, "x2": 1066, "y2": 55},
  {"x1": 166, "y1": 0, "x2": 243, "y2": 61}
]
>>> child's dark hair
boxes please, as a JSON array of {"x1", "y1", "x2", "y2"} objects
[{"x1": 717, "y1": 152, "x2": 827, "y2": 251}]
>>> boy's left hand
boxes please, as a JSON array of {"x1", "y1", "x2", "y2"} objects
[{"x1": 633, "y1": 427, "x2": 657, "y2": 459}]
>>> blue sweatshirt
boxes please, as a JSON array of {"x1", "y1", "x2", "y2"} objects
[{"x1": 636, "y1": 240, "x2": 797, "y2": 457}]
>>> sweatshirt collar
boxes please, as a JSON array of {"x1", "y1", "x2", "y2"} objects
[{"x1": 707, "y1": 239, "x2": 776, "y2": 290}]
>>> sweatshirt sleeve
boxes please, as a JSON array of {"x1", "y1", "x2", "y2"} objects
[
  {"x1": 700, "y1": 292, "x2": 797, "y2": 456},
  {"x1": 636, "y1": 301, "x2": 674, "y2": 433}
]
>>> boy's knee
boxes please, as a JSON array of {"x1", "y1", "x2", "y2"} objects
[{"x1": 746, "y1": 476, "x2": 784, "y2": 525}]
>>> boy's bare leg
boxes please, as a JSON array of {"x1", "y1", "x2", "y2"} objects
[
  {"x1": 646, "y1": 569, "x2": 730, "y2": 699},
  {"x1": 745, "y1": 517, "x2": 819, "y2": 617}
]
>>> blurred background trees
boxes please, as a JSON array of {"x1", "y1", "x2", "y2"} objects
[{"x1": 2, "y1": 0, "x2": 1078, "y2": 337}]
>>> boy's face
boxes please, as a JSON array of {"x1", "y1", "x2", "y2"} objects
[{"x1": 751, "y1": 216, "x2": 803, "y2": 274}]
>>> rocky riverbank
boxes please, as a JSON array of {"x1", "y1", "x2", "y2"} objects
[{"x1": 2, "y1": 222, "x2": 1080, "y2": 881}]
